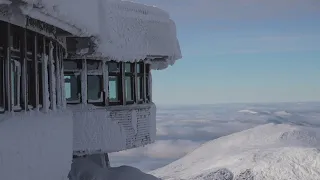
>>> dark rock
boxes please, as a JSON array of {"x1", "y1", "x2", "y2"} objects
[{"x1": 234, "y1": 169, "x2": 254, "y2": 180}]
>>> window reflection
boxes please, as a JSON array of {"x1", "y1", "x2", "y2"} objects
[
  {"x1": 125, "y1": 63, "x2": 132, "y2": 73},
  {"x1": 64, "y1": 75, "x2": 81, "y2": 102},
  {"x1": 108, "y1": 76, "x2": 119, "y2": 102}
]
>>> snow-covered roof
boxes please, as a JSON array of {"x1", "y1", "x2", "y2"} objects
[{"x1": 17, "y1": 0, "x2": 182, "y2": 69}]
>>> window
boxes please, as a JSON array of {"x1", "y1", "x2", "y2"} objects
[
  {"x1": 108, "y1": 61, "x2": 122, "y2": 105},
  {"x1": 0, "y1": 56, "x2": 4, "y2": 112},
  {"x1": 108, "y1": 76, "x2": 119, "y2": 103},
  {"x1": 10, "y1": 59, "x2": 21, "y2": 110},
  {"x1": 64, "y1": 60, "x2": 82, "y2": 104},
  {"x1": 125, "y1": 63, "x2": 134, "y2": 104},
  {"x1": 136, "y1": 63, "x2": 144, "y2": 103},
  {"x1": 63, "y1": 59, "x2": 153, "y2": 106},
  {"x1": 87, "y1": 60, "x2": 103, "y2": 104},
  {"x1": 0, "y1": 21, "x2": 66, "y2": 112},
  {"x1": 26, "y1": 31, "x2": 35, "y2": 109},
  {"x1": 146, "y1": 64, "x2": 151, "y2": 102},
  {"x1": 64, "y1": 74, "x2": 81, "y2": 103},
  {"x1": 37, "y1": 36, "x2": 44, "y2": 107}
]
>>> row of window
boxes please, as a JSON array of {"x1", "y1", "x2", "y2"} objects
[
  {"x1": 0, "y1": 21, "x2": 65, "y2": 112},
  {"x1": 64, "y1": 59, "x2": 151, "y2": 106}
]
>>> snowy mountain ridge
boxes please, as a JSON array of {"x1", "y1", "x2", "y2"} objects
[{"x1": 151, "y1": 123, "x2": 320, "y2": 180}]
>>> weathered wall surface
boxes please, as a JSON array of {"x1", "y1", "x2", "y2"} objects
[{"x1": 72, "y1": 103, "x2": 156, "y2": 155}]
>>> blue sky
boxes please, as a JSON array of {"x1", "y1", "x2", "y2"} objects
[{"x1": 134, "y1": 0, "x2": 320, "y2": 104}]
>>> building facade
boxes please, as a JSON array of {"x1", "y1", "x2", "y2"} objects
[{"x1": 0, "y1": 0, "x2": 181, "y2": 179}]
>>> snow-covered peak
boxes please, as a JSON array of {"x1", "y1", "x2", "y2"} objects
[{"x1": 151, "y1": 123, "x2": 320, "y2": 180}]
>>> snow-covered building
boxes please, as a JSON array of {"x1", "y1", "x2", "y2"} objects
[{"x1": 0, "y1": 0, "x2": 181, "y2": 179}]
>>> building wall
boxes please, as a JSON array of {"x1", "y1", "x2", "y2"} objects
[
  {"x1": 0, "y1": 110, "x2": 73, "y2": 180},
  {"x1": 72, "y1": 103, "x2": 156, "y2": 155}
]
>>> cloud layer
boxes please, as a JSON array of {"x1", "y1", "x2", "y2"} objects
[{"x1": 110, "y1": 102, "x2": 320, "y2": 172}]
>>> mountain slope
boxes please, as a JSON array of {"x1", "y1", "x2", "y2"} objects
[{"x1": 151, "y1": 123, "x2": 320, "y2": 180}]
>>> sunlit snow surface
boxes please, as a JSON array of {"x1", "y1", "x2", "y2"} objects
[{"x1": 110, "y1": 102, "x2": 320, "y2": 180}]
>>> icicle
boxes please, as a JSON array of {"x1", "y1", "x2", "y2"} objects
[
  {"x1": 102, "y1": 60, "x2": 108, "y2": 105},
  {"x1": 49, "y1": 41, "x2": 56, "y2": 111},
  {"x1": 149, "y1": 70, "x2": 152, "y2": 102},
  {"x1": 81, "y1": 59, "x2": 87, "y2": 105},
  {"x1": 56, "y1": 50, "x2": 62, "y2": 109},
  {"x1": 42, "y1": 55, "x2": 49, "y2": 112}
]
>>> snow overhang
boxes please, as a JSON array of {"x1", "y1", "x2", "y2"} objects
[{"x1": 15, "y1": 0, "x2": 182, "y2": 70}]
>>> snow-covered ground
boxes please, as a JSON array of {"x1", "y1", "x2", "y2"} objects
[
  {"x1": 0, "y1": 111, "x2": 73, "y2": 180},
  {"x1": 151, "y1": 123, "x2": 320, "y2": 179},
  {"x1": 110, "y1": 102, "x2": 320, "y2": 179},
  {"x1": 70, "y1": 157, "x2": 160, "y2": 180}
]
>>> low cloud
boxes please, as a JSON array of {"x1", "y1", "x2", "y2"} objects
[{"x1": 110, "y1": 102, "x2": 320, "y2": 172}]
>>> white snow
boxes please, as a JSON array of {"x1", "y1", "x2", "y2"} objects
[
  {"x1": 237, "y1": 109, "x2": 259, "y2": 114},
  {"x1": 69, "y1": 157, "x2": 159, "y2": 180},
  {"x1": 0, "y1": 110, "x2": 73, "y2": 180},
  {"x1": 19, "y1": 0, "x2": 182, "y2": 69},
  {"x1": 151, "y1": 123, "x2": 320, "y2": 180}
]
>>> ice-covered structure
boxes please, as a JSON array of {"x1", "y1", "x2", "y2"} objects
[{"x1": 0, "y1": 0, "x2": 181, "y2": 179}]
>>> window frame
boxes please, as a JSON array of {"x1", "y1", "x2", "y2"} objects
[
  {"x1": 62, "y1": 59, "x2": 153, "y2": 107},
  {"x1": 64, "y1": 59, "x2": 82, "y2": 104},
  {"x1": 145, "y1": 64, "x2": 151, "y2": 103},
  {"x1": 124, "y1": 62, "x2": 135, "y2": 105},
  {"x1": 87, "y1": 59, "x2": 104, "y2": 105},
  {"x1": 10, "y1": 58, "x2": 22, "y2": 110},
  {"x1": 136, "y1": 62, "x2": 145, "y2": 104},
  {"x1": 108, "y1": 61, "x2": 123, "y2": 106},
  {"x1": 0, "y1": 25, "x2": 4, "y2": 113}
]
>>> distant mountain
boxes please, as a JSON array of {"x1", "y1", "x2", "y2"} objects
[{"x1": 151, "y1": 123, "x2": 320, "y2": 180}]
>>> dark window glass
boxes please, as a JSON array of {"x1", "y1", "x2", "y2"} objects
[
  {"x1": 87, "y1": 75, "x2": 103, "y2": 102},
  {"x1": 64, "y1": 74, "x2": 81, "y2": 103},
  {"x1": 27, "y1": 60, "x2": 34, "y2": 108},
  {"x1": 137, "y1": 76, "x2": 143, "y2": 101},
  {"x1": 125, "y1": 76, "x2": 133, "y2": 101},
  {"x1": 109, "y1": 62, "x2": 120, "y2": 73},
  {"x1": 26, "y1": 33, "x2": 33, "y2": 54},
  {"x1": 64, "y1": 60, "x2": 82, "y2": 70},
  {"x1": 11, "y1": 30, "x2": 21, "y2": 51},
  {"x1": 38, "y1": 62, "x2": 43, "y2": 106},
  {"x1": 10, "y1": 59, "x2": 21, "y2": 108},
  {"x1": 37, "y1": 36, "x2": 43, "y2": 55},
  {"x1": 146, "y1": 76, "x2": 150, "y2": 101},
  {"x1": 125, "y1": 63, "x2": 132, "y2": 73},
  {"x1": 136, "y1": 63, "x2": 144, "y2": 73},
  {"x1": 87, "y1": 60, "x2": 100, "y2": 71},
  {"x1": 0, "y1": 57, "x2": 4, "y2": 111}
]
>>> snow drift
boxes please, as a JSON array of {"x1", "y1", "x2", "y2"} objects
[
  {"x1": 151, "y1": 123, "x2": 320, "y2": 180},
  {"x1": 0, "y1": 111, "x2": 73, "y2": 180},
  {"x1": 69, "y1": 157, "x2": 160, "y2": 180}
]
